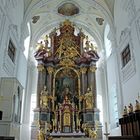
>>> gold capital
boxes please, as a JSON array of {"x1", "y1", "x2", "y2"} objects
[
  {"x1": 47, "y1": 66, "x2": 54, "y2": 74},
  {"x1": 80, "y1": 67, "x2": 87, "y2": 74},
  {"x1": 90, "y1": 66, "x2": 97, "y2": 72},
  {"x1": 37, "y1": 64, "x2": 45, "y2": 72}
]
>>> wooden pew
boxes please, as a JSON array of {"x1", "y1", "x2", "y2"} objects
[
  {"x1": 109, "y1": 136, "x2": 140, "y2": 140},
  {"x1": 0, "y1": 136, "x2": 15, "y2": 140}
]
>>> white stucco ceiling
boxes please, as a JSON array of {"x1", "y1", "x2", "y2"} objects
[{"x1": 23, "y1": 0, "x2": 115, "y2": 51}]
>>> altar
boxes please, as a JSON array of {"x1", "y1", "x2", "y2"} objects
[{"x1": 32, "y1": 20, "x2": 102, "y2": 139}]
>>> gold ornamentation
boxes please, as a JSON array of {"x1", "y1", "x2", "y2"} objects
[
  {"x1": 84, "y1": 87, "x2": 94, "y2": 109},
  {"x1": 80, "y1": 67, "x2": 87, "y2": 74},
  {"x1": 37, "y1": 128, "x2": 45, "y2": 140},
  {"x1": 35, "y1": 41, "x2": 48, "y2": 52},
  {"x1": 61, "y1": 19, "x2": 74, "y2": 27},
  {"x1": 40, "y1": 86, "x2": 49, "y2": 109},
  {"x1": 64, "y1": 112, "x2": 71, "y2": 126},
  {"x1": 59, "y1": 58, "x2": 75, "y2": 67},
  {"x1": 40, "y1": 86, "x2": 53, "y2": 109},
  {"x1": 90, "y1": 66, "x2": 97, "y2": 72},
  {"x1": 55, "y1": 37, "x2": 80, "y2": 59},
  {"x1": 37, "y1": 65, "x2": 45, "y2": 72},
  {"x1": 47, "y1": 67, "x2": 54, "y2": 74}
]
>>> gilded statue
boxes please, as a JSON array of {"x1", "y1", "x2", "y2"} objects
[
  {"x1": 40, "y1": 86, "x2": 49, "y2": 109},
  {"x1": 62, "y1": 87, "x2": 72, "y2": 103},
  {"x1": 135, "y1": 100, "x2": 140, "y2": 111},
  {"x1": 64, "y1": 112, "x2": 71, "y2": 126},
  {"x1": 44, "y1": 35, "x2": 49, "y2": 48},
  {"x1": 84, "y1": 87, "x2": 94, "y2": 109},
  {"x1": 90, "y1": 43, "x2": 97, "y2": 52},
  {"x1": 36, "y1": 41, "x2": 45, "y2": 51},
  {"x1": 37, "y1": 128, "x2": 45, "y2": 140}
]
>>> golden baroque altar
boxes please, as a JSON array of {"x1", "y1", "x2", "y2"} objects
[{"x1": 33, "y1": 20, "x2": 101, "y2": 139}]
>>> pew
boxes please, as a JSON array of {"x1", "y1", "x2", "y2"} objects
[
  {"x1": 0, "y1": 136, "x2": 15, "y2": 140},
  {"x1": 109, "y1": 136, "x2": 140, "y2": 140}
]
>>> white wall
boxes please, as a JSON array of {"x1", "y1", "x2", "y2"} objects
[
  {"x1": 0, "y1": 1, "x2": 33, "y2": 140},
  {"x1": 114, "y1": 0, "x2": 140, "y2": 106},
  {"x1": 105, "y1": 0, "x2": 140, "y2": 136}
]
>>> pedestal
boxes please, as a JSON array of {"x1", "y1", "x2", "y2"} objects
[{"x1": 81, "y1": 108, "x2": 102, "y2": 139}]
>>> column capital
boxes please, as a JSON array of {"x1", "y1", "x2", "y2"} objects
[
  {"x1": 80, "y1": 67, "x2": 87, "y2": 74},
  {"x1": 47, "y1": 66, "x2": 54, "y2": 74},
  {"x1": 37, "y1": 64, "x2": 45, "y2": 72},
  {"x1": 89, "y1": 66, "x2": 97, "y2": 72}
]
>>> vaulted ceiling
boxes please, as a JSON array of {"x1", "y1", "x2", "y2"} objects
[{"x1": 23, "y1": 0, "x2": 115, "y2": 51}]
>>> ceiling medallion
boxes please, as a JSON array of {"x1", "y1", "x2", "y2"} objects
[
  {"x1": 58, "y1": 3, "x2": 79, "y2": 16},
  {"x1": 96, "y1": 17, "x2": 104, "y2": 25},
  {"x1": 32, "y1": 16, "x2": 40, "y2": 24}
]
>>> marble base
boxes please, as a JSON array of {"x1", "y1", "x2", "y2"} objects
[{"x1": 50, "y1": 132, "x2": 85, "y2": 137}]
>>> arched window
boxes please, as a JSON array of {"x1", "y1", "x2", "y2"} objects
[{"x1": 104, "y1": 24, "x2": 112, "y2": 58}]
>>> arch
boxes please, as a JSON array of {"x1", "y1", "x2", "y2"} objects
[{"x1": 52, "y1": 67, "x2": 81, "y2": 109}]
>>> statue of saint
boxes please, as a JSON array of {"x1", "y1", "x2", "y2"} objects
[
  {"x1": 135, "y1": 100, "x2": 140, "y2": 111},
  {"x1": 62, "y1": 87, "x2": 72, "y2": 103},
  {"x1": 44, "y1": 35, "x2": 49, "y2": 48},
  {"x1": 128, "y1": 103, "x2": 133, "y2": 113},
  {"x1": 123, "y1": 106, "x2": 128, "y2": 116},
  {"x1": 84, "y1": 88, "x2": 94, "y2": 109},
  {"x1": 36, "y1": 41, "x2": 44, "y2": 51},
  {"x1": 37, "y1": 128, "x2": 45, "y2": 140},
  {"x1": 34, "y1": 41, "x2": 47, "y2": 58},
  {"x1": 40, "y1": 86, "x2": 49, "y2": 109}
]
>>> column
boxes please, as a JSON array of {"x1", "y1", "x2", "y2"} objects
[
  {"x1": 47, "y1": 66, "x2": 54, "y2": 111},
  {"x1": 47, "y1": 66, "x2": 54, "y2": 95},
  {"x1": 73, "y1": 111, "x2": 75, "y2": 132},
  {"x1": 89, "y1": 65, "x2": 97, "y2": 108},
  {"x1": 36, "y1": 64, "x2": 46, "y2": 108},
  {"x1": 80, "y1": 67, "x2": 87, "y2": 94},
  {"x1": 49, "y1": 29, "x2": 57, "y2": 54},
  {"x1": 78, "y1": 31, "x2": 85, "y2": 54}
]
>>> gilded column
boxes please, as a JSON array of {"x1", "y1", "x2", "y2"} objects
[
  {"x1": 36, "y1": 64, "x2": 46, "y2": 108},
  {"x1": 89, "y1": 66, "x2": 97, "y2": 108}
]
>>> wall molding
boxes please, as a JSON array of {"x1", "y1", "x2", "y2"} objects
[
  {"x1": 0, "y1": 7, "x2": 6, "y2": 49},
  {"x1": 118, "y1": 28, "x2": 136, "y2": 83}
]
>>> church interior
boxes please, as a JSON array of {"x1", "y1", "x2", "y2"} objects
[{"x1": 0, "y1": 0, "x2": 140, "y2": 140}]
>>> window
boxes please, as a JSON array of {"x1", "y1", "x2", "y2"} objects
[
  {"x1": 8, "y1": 40, "x2": 16, "y2": 62},
  {"x1": 121, "y1": 44, "x2": 131, "y2": 67}
]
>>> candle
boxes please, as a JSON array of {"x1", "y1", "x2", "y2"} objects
[{"x1": 105, "y1": 122, "x2": 108, "y2": 133}]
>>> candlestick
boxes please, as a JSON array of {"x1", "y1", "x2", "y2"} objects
[
  {"x1": 104, "y1": 122, "x2": 110, "y2": 140},
  {"x1": 105, "y1": 122, "x2": 108, "y2": 133}
]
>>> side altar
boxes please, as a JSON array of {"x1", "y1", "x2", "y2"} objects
[{"x1": 32, "y1": 20, "x2": 102, "y2": 139}]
